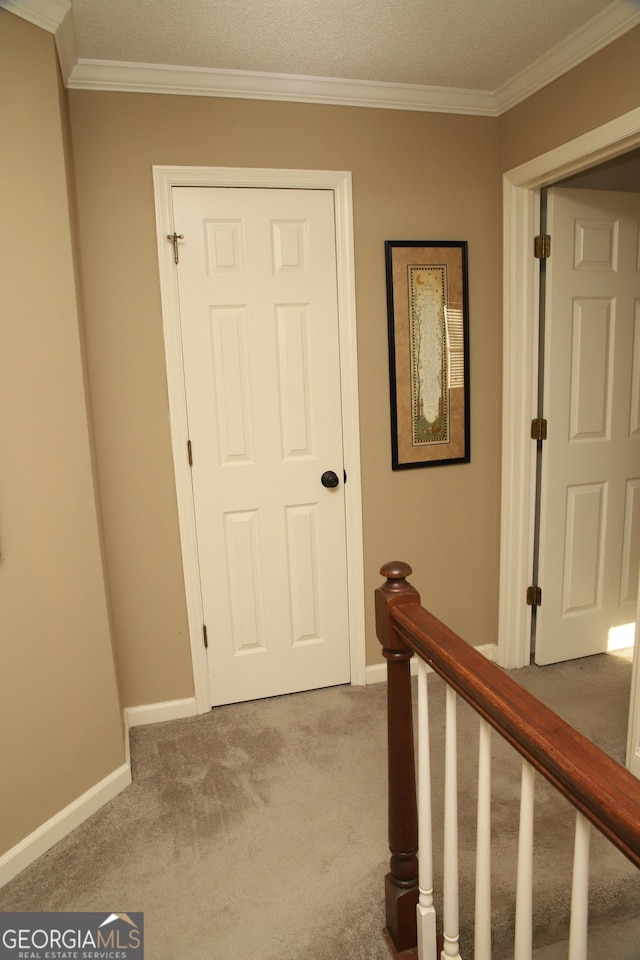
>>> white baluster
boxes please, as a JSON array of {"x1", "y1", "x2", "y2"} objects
[
  {"x1": 442, "y1": 685, "x2": 461, "y2": 960},
  {"x1": 475, "y1": 719, "x2": 492, "y2": 960},
  {"x1": 568, "y1": 812, "x2": 591, "y2": 960},
  {"x1": 417, "y1": 660, "x2": 437, "y2": 960},
  {"x1": 514, "y1": 760, "x2": 535, "y2": 960}
]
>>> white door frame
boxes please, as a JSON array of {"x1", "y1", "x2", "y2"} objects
[
  {"x1": 627, "y1": 579, "x2": 640, "y2": 777},
  {"x1": 152, "y1": 166, "x2": 365, "y2": 712},
  {"x1": 498, "y1": 107, "x2": 640, "y2": 668}
]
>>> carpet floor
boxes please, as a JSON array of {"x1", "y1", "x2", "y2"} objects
[{"x1": 1, "y1": 651, "x2": 639, "y2": 959}]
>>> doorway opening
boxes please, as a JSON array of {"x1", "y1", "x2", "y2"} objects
[
  {"x1": 498, "y1": 107, "x2": 640, "y2": 671},
  {"x1": 532, "y1": 181, "x2": 640, "y2": 665}
]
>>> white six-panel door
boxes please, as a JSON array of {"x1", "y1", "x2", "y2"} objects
[
  {"x1": 536, "y1": 188, "x2": 640, "y2": 665},
  {"x1": 172, "y1": 186, "x2": 351, "y2": 705}
]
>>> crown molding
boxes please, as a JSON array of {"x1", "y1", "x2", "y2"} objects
[
  {"x1": 67, "y1": 60, "x2": 497, "y2": 116},
  {"x1": 59, "y1": 0, "x2": 640, "y2": 117},
  {"x1": 494, "y1": 0, "x2": 640, "y2": 114},
  {"x1": 54, "y1": 3, "x2": 76, "y2": 80},
  {"x1": 0, "y1": 0, "x2": 69, "y2": 33}
]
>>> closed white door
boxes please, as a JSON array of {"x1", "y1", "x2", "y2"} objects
[
  {"x1": 536, "y1": 188, "x2": 640, "y2": 665},
  {"x1": 173, "y1": 186, "x2": 351, "y2": 705}
]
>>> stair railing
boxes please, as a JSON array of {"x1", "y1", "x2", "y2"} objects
[{"x1": 375, "y1": 561, "x2": 640, "y2": 959}]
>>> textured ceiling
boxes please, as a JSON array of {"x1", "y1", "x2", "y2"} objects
[{"x1": 70, "y1": 0, "x2": 618, "y2": 92}]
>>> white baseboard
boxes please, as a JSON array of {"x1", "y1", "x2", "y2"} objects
[
  {"x1": 365, "y1": 643, "x2": 498, "y2": 684},
  {"x1": 365, "y1": 661, "x2": 391, "y2": 684},
  {"x1": 0, "y1": 697, "x2": 198, "y2": 889},
  {"x1": 124, "y1": 697, "x2": 197, "y2": 727},
  {"x1": 478, "y1": 642, "x2": 499, "y2": 662},
  {"x1": 0, "y1": 762, "x2": 131, "y2": 889}
]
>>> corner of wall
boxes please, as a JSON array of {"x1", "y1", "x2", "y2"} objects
[{"x1": 0, "y1": 758, "x2": 131, "y2": 889}]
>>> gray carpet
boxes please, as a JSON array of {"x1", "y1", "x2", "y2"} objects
[{"x1": 1, "y1": 651, "x2": 639, "y2": 959}]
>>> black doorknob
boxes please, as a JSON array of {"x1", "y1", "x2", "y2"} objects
[{"x1": 321, "y1": 470, "x2": 340, "y2": 488}]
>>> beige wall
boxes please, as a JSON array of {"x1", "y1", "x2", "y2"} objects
[
  {"x1": 0, "y1": 12, "x2": 124, "y2": 857},
  {"x1": 2, "y1": 3, "x2": 638, "y2": 866},
  {"x1": 68, "y1": 19, "x2": 639, "y2": 708},
  {"x1": 67, "y1": 92, "x2": 501, "y2": 702},
  {"x1": 499, "y1": 25, "x2": 640, "y2": 172}
]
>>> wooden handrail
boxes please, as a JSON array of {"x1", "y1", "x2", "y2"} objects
[
  {"x1": 392, "y1": 599, "x2": 640, "y2": 868},
  {"x1": 376, "y1": 561, "x2": 640, "y2": 954}
]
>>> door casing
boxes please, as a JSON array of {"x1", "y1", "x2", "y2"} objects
[
  {"x1": 499, "y1": 106, "x2": 640, "y2": 668},
  {"x1": 153, "y1": 166, "x2": 365, "y2": 712},
  {"x1": 627, "y1": 590, "x2": 640, "y2": 777}
]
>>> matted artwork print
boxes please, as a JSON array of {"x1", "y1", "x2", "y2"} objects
[{"x1": 385, "y1": 240, "x2": 470, "y2": 469}]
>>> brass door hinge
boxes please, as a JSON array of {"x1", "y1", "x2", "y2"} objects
[
  {"x1": 534, "y1": 234, "x2": 551, "y2": 259},
  {"x1": 531, "y1": 417, "x2": 548, "y2": 441},
  {"x1": 203, "y1": 624, "x2": 208, "y2": 648},
  {"x1": 526, "y1": 584, "x2": 542, "y2": 607},
  {"x1": 187, "y1": 440, "x2": 193, "y2": 466}
]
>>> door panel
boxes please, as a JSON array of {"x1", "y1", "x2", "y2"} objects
[
  {"x1": 536, "y1": 188, "x2": 640, "y2": 664},
  {"x1": 173, "y1": 186, "x2": 350, "y2": 704}
]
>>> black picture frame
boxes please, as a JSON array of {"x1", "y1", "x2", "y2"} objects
[{"x1": 385, "y1": 240, "x2": 470, "y2": 469}]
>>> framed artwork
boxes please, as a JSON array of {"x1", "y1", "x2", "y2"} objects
[{"x1": 385, "y1": 240, "x2": 470, "y2": 469}]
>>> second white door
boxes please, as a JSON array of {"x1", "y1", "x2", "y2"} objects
[
  {"x1": 173, "y1": 186, "x2": 351, "y2": 705},
  {"x1": 536, "y1": 188, "x2": 640, "y2": 664}
]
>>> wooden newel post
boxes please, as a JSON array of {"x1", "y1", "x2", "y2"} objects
[{"x1": 375, "y1": 561, "x2": 421, "y2": 954}]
